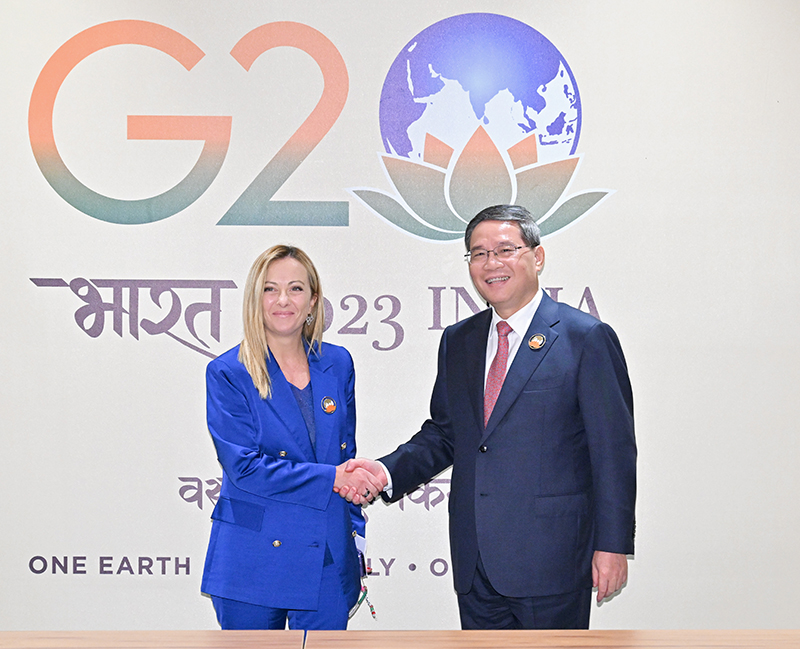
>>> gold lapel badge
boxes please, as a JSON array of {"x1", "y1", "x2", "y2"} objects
[
  {"x1": 321, "y1": 397, "x2": 337, "y2": 414},
  {"x1": 528, "y1": 333, "x2": 546, "y2": 350}
]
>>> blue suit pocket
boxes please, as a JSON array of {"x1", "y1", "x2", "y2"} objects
[
  {"x1": 211, "y1": 497, "x2": 264, "y2": 532},
  {"x1": 534, "y1": 492, "x2": 589, "y2": 516},
  {"x1": 522, "y1": 373, "x2": 565, "y2": 392}
]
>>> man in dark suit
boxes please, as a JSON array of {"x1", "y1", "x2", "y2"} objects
[{"x1": 342, "y1": 204, "x2": 636, "y2": 629}]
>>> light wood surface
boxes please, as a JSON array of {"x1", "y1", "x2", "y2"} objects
[
  {"x1": 1, "y1": 630, "x2": 799, "y2": 649},
  {"x1": 0, "y1": 630, "x2": 303, "y2": 649},
  {"x1": 305, "y1": 629, "x2": 800, "y2": 649}
]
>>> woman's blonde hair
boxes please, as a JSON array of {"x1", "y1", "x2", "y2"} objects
[{"x1": 238, "y1": 245, "x2": 325, "y2": 399}]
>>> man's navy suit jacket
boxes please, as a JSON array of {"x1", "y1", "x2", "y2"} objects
[
  {"x1": 380, "y1": 293, "x2": 636, "y2": 597},
  {"x1": 201, "y1": 343, "x2": 364, "y2": 611}
]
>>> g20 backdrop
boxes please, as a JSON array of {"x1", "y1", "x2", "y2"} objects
[{"x1": 2, "y1": 0, "x2": 800, "y2": 630}]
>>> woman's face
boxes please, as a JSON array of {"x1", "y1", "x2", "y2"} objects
[{"x1": 261, "y1": 256, "x2": 317, "y2": 343}]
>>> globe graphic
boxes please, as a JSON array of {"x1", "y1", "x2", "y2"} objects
[{"x1": 379, "y1": 13, "x2": 581, "y2": 165}]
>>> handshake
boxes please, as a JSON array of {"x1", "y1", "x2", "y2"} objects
[{"x1": 334, "y1": 458, "x2": 388, "y2": 505}]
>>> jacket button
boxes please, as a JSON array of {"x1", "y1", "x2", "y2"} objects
[
  {"x1": 272, "y1": 540, "x2": 282, "y2": 547},
  {"x1": 340, "y1": 442, "x2": 347, "y2": 450},
  {"x1": 479, "y1": 445, "x2": 488, "y2": 453},
  {"x1": 352, "y1": 530, "x2": 357, "y2": 538},
  {"x1": 279, "y1": 451, "x2": 287, "y2": 457}
]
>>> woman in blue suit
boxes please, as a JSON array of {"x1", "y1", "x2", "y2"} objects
[{"x1": 201, "y1": 245, "x2": 383, "y2": 630}]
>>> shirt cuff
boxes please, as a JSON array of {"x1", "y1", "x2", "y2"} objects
[{"x1": 377, "y1": 460, "x2": 393, "y2": 498}]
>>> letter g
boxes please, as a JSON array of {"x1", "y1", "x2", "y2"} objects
[{"x1": 28, "y1": 20, "x2": 231, "y2": 224}]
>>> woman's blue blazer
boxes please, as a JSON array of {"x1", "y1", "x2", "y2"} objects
[{"x1": 200, "y1": 343, "x2": 364, "y2": 611}]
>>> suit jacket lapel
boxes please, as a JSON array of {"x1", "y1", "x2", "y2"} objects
[
  {"x1": 463, "y1": 310, "x2": 492, "y2": 431},
  {"x1": 482, "y1": 293, "x2": 561, "y2": 441},
  {"x1": 308, "y1": 350, "x2": 338, "y2": 464},
  {"x1": 265, "y1": 352, "x2": 317, "y2": 461}
]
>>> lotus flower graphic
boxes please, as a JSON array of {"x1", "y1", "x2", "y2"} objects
[{"x1": 351, "y1": 125, "x2": 610, "y2": 241}]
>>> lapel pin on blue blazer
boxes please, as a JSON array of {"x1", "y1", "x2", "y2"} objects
[
  {"x1": 321, "y1": 397, "x2": 337, "y2": 414},
  {"x1": 528, "y1": 334, "x2": 546, "y2": 350}
]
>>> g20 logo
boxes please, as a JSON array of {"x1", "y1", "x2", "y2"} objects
[{"x1": 28, "y1": 20, "x2": 348, "y2": 226}]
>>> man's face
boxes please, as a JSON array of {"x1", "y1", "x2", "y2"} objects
[{"x1": 467, "y1": 220, "x2": 545, "y2": 319}]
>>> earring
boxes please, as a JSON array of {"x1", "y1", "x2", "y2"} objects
[{"x1": 305, "y1": 314, "x2": 314, "y2": 326}]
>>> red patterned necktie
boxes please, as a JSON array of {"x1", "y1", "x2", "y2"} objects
[{"x1": 484, "y1": 321, "x2": 513, "y2": 427}]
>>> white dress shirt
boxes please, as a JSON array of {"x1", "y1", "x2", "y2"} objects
[{"x1": 484, "y1": 288, "x2": 544, "y2": 388}]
